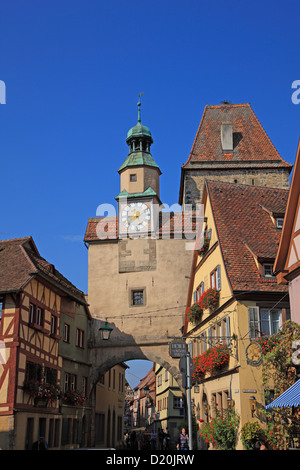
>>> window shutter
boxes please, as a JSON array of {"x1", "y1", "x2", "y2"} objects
[
  {"x1": 200, "y1": 281, "x2": 204, "y2": 295},
  {"x1": 216, "y1": 265, "x2": 221, "y2": 291},
  {"x1": 202, "y1": 331, "x2": 207, "y2": 353},
  {"x1": 225, "y1": 316, "x2": 231, "y2": 346},
  {"x1": 248, "y1": 306, "x2": 260, "y2": 339}
]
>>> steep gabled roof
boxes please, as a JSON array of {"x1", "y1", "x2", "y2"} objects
[
  {"x1": 0, "y1": 236, "x2": 88, "y2": 305},
  {"x1": 183, "y1": 103, "x2": 292, "y2": 168},
  {"x1": 205, "y1": 180, "x2": 289, "y2": 293}
]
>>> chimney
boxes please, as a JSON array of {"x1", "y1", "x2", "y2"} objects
[{"x1": 221, "y1": 123, "x2": 233, "y2": 151}]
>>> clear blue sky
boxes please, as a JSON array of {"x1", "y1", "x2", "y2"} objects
[{"x1": 1, "y1": 0, "x2": 300, "y2": 388}]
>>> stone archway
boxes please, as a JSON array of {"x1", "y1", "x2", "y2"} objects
[
  {"x1": 88, "y1": 318, "x2": 184, "y2": 393},
  {"x1": 88, "y1": 317, "x2": 187, "y2": 448}
]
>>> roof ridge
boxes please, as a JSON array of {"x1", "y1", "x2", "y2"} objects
[
  {"x1": 0, "y1": 236, "x2": 32, "y2": 244},
  {"x1": 206, "y1": 102, "x2": 250, "y2": 109}
]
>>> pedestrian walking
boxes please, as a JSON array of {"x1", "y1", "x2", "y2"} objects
[{"x1": 176, "y1": 427, "x2": 189, "y2": 450}]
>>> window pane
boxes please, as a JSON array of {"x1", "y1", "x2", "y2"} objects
[
  {"x1": 211, "y1": 273, "x2": 215, "y2": 289},
  {"x1": 260, "y1": 309, "x2": 270, "y2": 336},
  {"x1": 132, "y1": 290, "x2": 143, "y2": 305},
  {"x1": 271, "y1": 309, "x2": 281, "y2": 334}
]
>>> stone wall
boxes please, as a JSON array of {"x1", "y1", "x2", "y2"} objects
[{"x1": 183, "y1": 167, "x2": 290, "y2": 206}]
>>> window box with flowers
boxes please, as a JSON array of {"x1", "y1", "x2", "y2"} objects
[
  {"x1": 186, "y1": 303, "x2": 203, "y2": 324},
  {"x1": 63, "y1": 389, "x2": 87, "y2": 407},
  {"x1": 197, "y1": 234, "x2": 210, "y2": 256},
  {"x1": 23, "y1": 379, "x2": 62, "y2": 406},
  {"x1": 192, "y1": 344, "x2": 230, "y2": 381},
  {"x1": 199, "y1": 288, "x2": 220, "y2": 312}
]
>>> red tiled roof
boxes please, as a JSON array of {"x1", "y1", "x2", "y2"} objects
[
  {"x1": 206, "y1": 180, "x2": 289, "y2": 293},
  {"x1": 0, "y1": 236, "x2": 87, "y2": 303},
  {"x1": 84, "y1": 212, "x2": 202, "y2": 242},
  {"x1": 183, "y1": 103, "x2": 292, "y2": 169}
]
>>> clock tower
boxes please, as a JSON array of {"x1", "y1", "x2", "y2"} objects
[{"x1": 116, "y1": 97, "x2": 162, "y2": 236}]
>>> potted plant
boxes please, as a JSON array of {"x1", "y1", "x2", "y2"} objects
[{"x1": 241, "y1": 421, "x2": 266, "y2": 450}]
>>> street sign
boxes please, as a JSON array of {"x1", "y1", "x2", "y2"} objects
[
  {"x1": 169, "y1": 341, "x2": 188, "y2": 358},
  {"x1": 179, "y1": 355, "x2": 194, "y2": 375}
]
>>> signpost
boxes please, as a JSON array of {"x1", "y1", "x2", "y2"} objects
[
  {"x1": 169, "y1": 341, "x2": 187, "y2": 358},
  {"x1": 170, "y1": 340, "x2": 193, "y2": 450}
]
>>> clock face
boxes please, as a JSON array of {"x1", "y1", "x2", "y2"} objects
[
  {"x1": 121, "y1": 202, "x2": 151, "y2": 232},
  {"x1": 246, "y1": 342, "x2": 262, "y2": 365}
]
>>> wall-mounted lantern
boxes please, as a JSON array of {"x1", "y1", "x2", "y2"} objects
[
  {"x1": 99, "y1": 321, "x2": 113, "y2": 340},
  {"x1": 249, "y1": 396, "x2": 256, "y2": 417}
]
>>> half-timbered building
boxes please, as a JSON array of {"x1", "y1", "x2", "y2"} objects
[{"x1": 0, "y1": 236, "x2": 90, "y2": 449}]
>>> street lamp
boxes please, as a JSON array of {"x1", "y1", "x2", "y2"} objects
[
  {"x1": 249, "y1": 396, "x2": 256, "y2": 417},
  {"x1": 144, "y1": 385, "x2": 150, "y2": 396},
  {"x1": 99, "y1": 321, "x2": 113, "y2": 340}
]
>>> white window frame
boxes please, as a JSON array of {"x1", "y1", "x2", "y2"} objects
[
  {"x1": 63, "y1": 323, "x2": 70, "y2": 342},
  {"x1": 276, "y1": 218, "x2": 284, "y2": 229},
  {"x1": 173, "y1": 396, "x2": 184, "y2": 409},
  {"x1": 263, "y1": 264, "x2": 274, "y2": 277},
  {"x1": 50, "y1": 315, "x2": 56, "y2": 335},
  {"x1": 36, "y1": 307, "x2": 43, "y2": 326},
  {"x1": 248, "y1": 306, "x2": 282, "y2": 339}
]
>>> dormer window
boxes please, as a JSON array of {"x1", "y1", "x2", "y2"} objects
[
  {"x1": 276, "y1": 218, "x2": 284, "y2": 230},
  {"x1": 263, "y1": 264, "x2": 274, "y2": 277}
]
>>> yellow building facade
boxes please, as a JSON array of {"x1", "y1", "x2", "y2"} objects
[
  {"x1": 94, "y1": 363, "x2": 127, "y2": 449},
  {"x1": 184, "y1": 181, "x2": 290, "y2": 449},
  {"x1": 155, "y1": 363, "x2": 185, "y2": 448}
]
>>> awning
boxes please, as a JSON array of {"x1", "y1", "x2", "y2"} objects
[{"x1": 265, "y1": 379, "x2": 300, "y2": 410}]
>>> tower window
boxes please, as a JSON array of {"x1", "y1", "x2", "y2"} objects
[
  {"x1": 131, "y1": 290, "x2": 144, "y2": 306},
  {"x1": 130, "y1": 174, "x2": 137, "y2": 182}
]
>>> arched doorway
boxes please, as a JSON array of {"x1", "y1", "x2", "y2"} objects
[{"x1": 90, "y1": 356, "x2": 186, "y2": 450}]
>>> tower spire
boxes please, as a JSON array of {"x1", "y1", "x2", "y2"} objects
[{"x1": 137, "y1": 92, "x2": 144, "y2": 123}]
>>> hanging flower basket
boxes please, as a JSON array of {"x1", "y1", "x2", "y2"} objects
[
  {"x1": 199, "y1": 288, "x2": 220, "y2": 311},
  {"x1": 186, "y1": 303, "x2": 203, "y2": 324},
  {"x1": 192, "y1": 344, "x2": 230, "y2": 381},
  {"x1": 63, "y1": 389, "x2": 87, "y2": 406}
]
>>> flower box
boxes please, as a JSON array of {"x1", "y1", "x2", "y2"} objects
[
  {"x1": 199, "y1": 288, "x2": 220, "y2": 311},
  {"x1": 196, "y1": 234, "x2": 210, "y2": 256},
  {"x1": 63, "y1": 389, "x2": 87, "y2": 406},
  {"x1": 186, "y1": 303, "x2": 203, "y2": 324},
  {"x1": 24, "y1": 379, "x2": 61, "y2": 406},
  {"x1": 192, "y1": 344, "x2": 230, "y2": 381}
]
